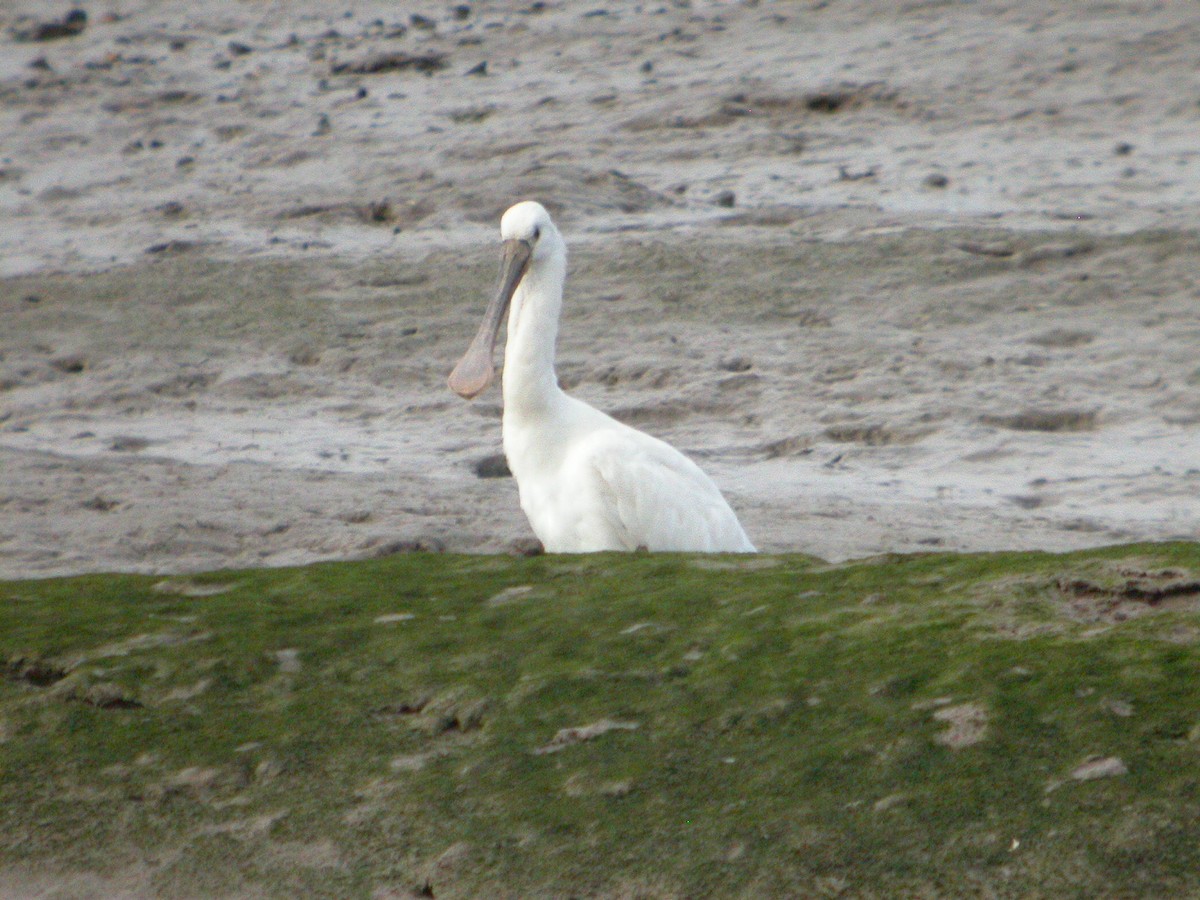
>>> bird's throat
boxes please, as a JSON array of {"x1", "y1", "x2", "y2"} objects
[{"x1": 502, "y1": 274, "x2": 565, "y2": 415}]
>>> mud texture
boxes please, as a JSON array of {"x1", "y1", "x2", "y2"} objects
[{"x1": 2, "y1": 1, "x2": 1199, "y2": 577}]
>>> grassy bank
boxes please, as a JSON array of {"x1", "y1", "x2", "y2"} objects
[{"x1": 3, "y1": 544, "x2": 1199, "y2": 898}]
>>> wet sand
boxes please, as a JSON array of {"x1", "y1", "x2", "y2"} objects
[{"x1": 2, "y1": 0, "x2": 1198, "y2": 577}]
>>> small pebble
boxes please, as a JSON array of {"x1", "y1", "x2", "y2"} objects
[
  {"x1": 473, "y1": 453, "x2": 511, "y2": 478},
  {"x1": 718, "y1": 356, "x2": 752, "y2": 373}
]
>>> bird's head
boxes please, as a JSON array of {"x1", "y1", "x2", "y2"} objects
[
  {"x1": 448, "y1": 200, "x2": 562, "y2": 399},
  {"x1": 499, "y1": 200, "x2": 559, "y2": 256}
]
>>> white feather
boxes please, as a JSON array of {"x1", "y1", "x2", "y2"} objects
[{"x1": 466, "y1": 201, "x2": 755, "y2": 554}]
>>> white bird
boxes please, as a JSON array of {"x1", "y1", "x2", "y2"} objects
[{"x1": 448, "y1": 201, "x2": 755, "y2": 553}]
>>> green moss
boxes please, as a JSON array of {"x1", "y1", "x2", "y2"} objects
[{"x1": 3, "y1": 544, "x2": 1200, "y2": 897}]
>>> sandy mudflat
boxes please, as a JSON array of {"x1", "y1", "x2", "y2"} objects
[{"x1": 1, "y1": 0, "x2": 1198, "y2": 578}]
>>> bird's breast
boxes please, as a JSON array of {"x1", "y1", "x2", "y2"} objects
[{"x1": 502, "y1": 416, "x2": 619, "y2": 552}]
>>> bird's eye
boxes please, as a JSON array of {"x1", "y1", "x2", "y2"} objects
[{"x1": 533, "y1": 226, "x2": 541, "y2": 240}]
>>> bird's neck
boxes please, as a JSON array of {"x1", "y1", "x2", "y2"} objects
[{"x1": 502, "y1": 259, "x2": 567, "y2": 418}]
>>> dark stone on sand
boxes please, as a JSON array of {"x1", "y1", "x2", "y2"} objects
[
  {"x1": 923, "y1": 172, "x2": 949, "y2": 188},
  {"x1": 718, "y1": 356, "x2": 752, "y2": 373},
  {"x1": 474, "y1": 453, "x2": 511, "y2": 479},
  {"x1": 146, "y1": 240, "x2": 196, "y2": 254},
  {"x1": 228, "y1": 41, "x2": 253, "y2": 55},
  {"x1": 838, "y1": 165, "x2": 877, "y2": 181},
  {"x1": 1007, "y1": 494, "x2": 1045, "y2": 510},
  {"x1": 12, "y1": 10, "x2": 87, "y2": 42},
  {"x1": 805, "y1": 91, "x2": 851, "y2": 113},
  {"x1": 715, "y1": 190, "x2": 736, "y2": 208},
  {"x1": 331, "y1": 52, "x2": 447, "y2": 75},
  {"x1": 453, "y1": 5, "x2": 472, "y2": 20},
  {"x1": 1114, "y1": 142, "x2": 1134, "y2": 156},
  {"x1": 465, "y1": 60, "x2": 488, "y2": 76},
  {"x1": 410, "y1": 14, "x2": 437, "y2": 30},
  {"x1": 359, "y1": 200, "x2": 394, "y2": 223},
  {"x1": 50, "y1": 355, "x2": 86, "y2": 374},
  {"x1": 509, "y1": 538, "x2": 545, "y2": 557},
  {"x1": 159, "y1": 89, "x2": 202, "y2": 104}
]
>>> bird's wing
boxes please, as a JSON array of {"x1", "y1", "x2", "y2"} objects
[{"x1": 579, "y1": 428, "x2": 754, "y2": 552}]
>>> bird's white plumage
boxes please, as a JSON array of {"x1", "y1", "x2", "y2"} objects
[{"x1": 453, "y1": 200, "x2": 755, "y2": 553}]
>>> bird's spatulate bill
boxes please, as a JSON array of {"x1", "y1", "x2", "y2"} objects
[{"x1": 448, "y1": 239, "x2": 533, "y2": 399}]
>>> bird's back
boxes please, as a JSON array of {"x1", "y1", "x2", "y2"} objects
[{"x1": 513, "y1": 400, "x2": 754, "y2": 553}]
